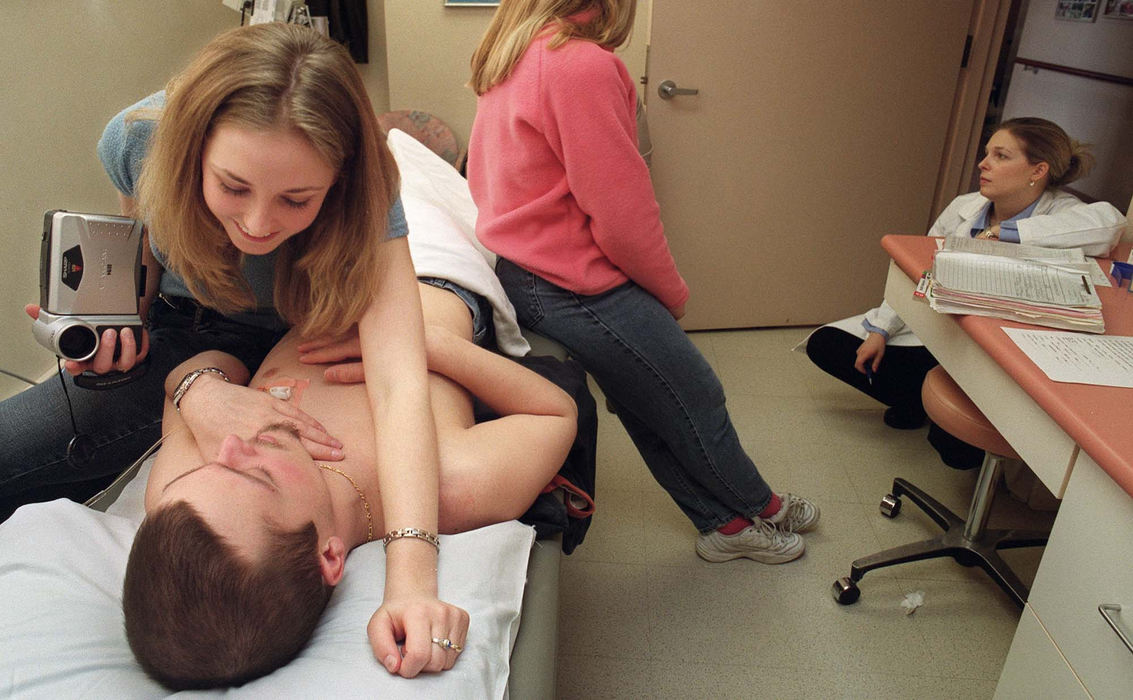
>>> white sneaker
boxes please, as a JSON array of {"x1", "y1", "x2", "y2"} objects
[
  {"x1": 696, "y1": 520, "x2": 804, "y2": 564},
  {"x1": 766, "y1": 493, "x2": 820, "y2": 533}
]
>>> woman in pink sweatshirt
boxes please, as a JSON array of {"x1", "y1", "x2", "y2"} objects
[{"x1": 467, "y1": 0, "x2": 819, "y2": 564}]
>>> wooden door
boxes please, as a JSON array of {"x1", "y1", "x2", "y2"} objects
[{"x1": 646, "y1": 1, "x2": 975, "y2": 329}]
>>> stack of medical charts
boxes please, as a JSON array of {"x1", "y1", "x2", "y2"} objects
[{"x1": 927, "y1": 237, "x2": 1104, "y2": 334}]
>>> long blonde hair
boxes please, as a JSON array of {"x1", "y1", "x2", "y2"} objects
[
  {"x1": 469, "y1": 0, "x2": 637, "y2": 95},
  {"x1": 136, "y1": 23, "x2": 399, "y2": 339}
]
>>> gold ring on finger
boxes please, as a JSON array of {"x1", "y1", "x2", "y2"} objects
[{"x1": 432, "y1": 636, "x2": 463, "y2": 653}]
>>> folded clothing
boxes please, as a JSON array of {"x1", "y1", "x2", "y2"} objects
[{"x1": 474, "y1": 353, "x2": 598, "y2": 554}]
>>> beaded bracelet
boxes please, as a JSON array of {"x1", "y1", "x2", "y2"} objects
[
  {"x1": 172, "y1": 367, "x2": 230, "y2": 413},
  {"x1": 381, "y1": 527, "x2": 440, "y2": 551}
]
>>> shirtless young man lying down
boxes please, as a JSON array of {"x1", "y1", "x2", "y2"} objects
[{"x1": 123, "y1": 282, "x2": 576, "y2": 690}]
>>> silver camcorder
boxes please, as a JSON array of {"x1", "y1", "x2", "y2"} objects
[{"x1": 33, "y1": 210, "x2": 145, "y2": 362}]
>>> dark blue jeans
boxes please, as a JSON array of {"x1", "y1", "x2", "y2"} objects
[
  {"x1": 496, "y1": 258, "x2": 773, "y2": 532},
  {"x1": 0, "y1": 299, "x2": 285, "y2": 516}
]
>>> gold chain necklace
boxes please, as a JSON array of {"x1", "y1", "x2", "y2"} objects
[{"x1": 318, "y1": 464, "x2": 373, "y2": 542}]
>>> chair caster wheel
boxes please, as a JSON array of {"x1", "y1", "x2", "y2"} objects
[
  {"x1": 832, "y1": 577, "x2": 861, "y2": 605},
  {"x1": 880, "y1": 493, "x2": 901, "y2": 518}
]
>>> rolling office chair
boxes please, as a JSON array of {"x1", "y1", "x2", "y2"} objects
[{"x1": 832, "y1": 366, "x2": 1050, "y2": 608}]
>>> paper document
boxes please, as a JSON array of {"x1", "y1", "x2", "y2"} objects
[
  {"x1": 1004, "y1": 328, "x2": 1133, "y2": 387},
  {"x1": 941, "y1": 237, "x2": 1087, "y2": 264},
  {"x1": 1090, "y1": 259, "x2": 1113, "y2": 288},
  {"x1": 933, "y1": 251, "x2": 1097, "y2": 306},
  {"x1": 928, "y1": 249, "x2": 1104, "y2": 333},
  {"x1": 936, "y1": 237, "x2": 1110, "y2": 286}
]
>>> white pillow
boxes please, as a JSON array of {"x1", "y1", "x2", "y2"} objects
[
  {"x1": 0, "y1": 497, "x2": 533, "y2": 699},
  {"x1": 388, "y1": 127, "x2": 531, "y2": 357}
]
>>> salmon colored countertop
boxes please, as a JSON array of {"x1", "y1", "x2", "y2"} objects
[{"x1": 882, "y1": 234, "x2": 1133, "y2": 499}]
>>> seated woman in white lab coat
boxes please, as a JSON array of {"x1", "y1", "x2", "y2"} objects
[{"x1": 805, "y1": 117, "x2": 1127, "y2": 469}]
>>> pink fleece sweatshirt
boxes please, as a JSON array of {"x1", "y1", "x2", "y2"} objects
[{"x1": 468, "y1": 33, "x2": 690, "y2": 312}]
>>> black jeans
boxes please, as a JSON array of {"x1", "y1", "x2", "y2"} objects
[
  {"x1": 805, "y1": 326, "x2": 981, "y2": 469},
  {"x1": 805, "y1": 326, "x2": 938, "y2": 415},
  {"x1": 0, "y1": 299, "x2": 286, "y2": 520}
]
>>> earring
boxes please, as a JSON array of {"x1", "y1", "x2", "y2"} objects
[{"x1": 1028, "y1": 180, "x2": 1035, "y2": 187}]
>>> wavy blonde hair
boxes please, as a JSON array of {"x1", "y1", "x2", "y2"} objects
[
  {"x1": 136, "y1": 23, "x2": 398, "y2": 339},
  {"x1": 469, "y1": 0, "x2": 637, "y2": 95}
]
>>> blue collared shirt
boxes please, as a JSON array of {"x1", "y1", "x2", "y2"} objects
[
  {"x1": 970, "y1": 198, "x2": 1041, "y2": 244},
  {"x1": 862, "y1": 196, "x2": 1043, "y2": 340}
]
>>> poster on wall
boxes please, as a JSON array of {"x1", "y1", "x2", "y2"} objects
[
  {"x1": 1102, "y1": 0, "x2": 1133, "y2": 19},
  {"x1": 1055, "y1": 0, "x2": 1100, "y2": 20}
]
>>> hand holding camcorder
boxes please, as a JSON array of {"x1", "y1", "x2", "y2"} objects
[{"x1": 32, "y1": 210, "x2": 146, "y2": 367}]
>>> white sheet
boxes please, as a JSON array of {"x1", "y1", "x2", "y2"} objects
[
  {"x1": 0, "y1": 457, "x2": 534, "y2": 699},
  {"x1": 390, "y1": 128, "x2": 531, "y2": 357}
]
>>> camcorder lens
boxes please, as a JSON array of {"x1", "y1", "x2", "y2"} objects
[{"x1": 57, "y1": 324, "x2": 98, "y2": 361}]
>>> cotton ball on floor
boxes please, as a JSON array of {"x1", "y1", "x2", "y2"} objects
[{"x1": 900, "y1": 590, "x2": 925, "y2": 615}]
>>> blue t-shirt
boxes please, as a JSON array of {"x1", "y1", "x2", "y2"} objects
[{"x1": 97, "y1": 91, "x2": 409, "y2": 329}]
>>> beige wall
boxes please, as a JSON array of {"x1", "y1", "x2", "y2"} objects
[
  {"x1": 358, "y1": 0, "x2": 393, "y2": 114},
  {"x1": 1002, "y1": 0, "x2": 1133, "y2": 209},
  {"x1": 0, "y1": 3, "x2": 236, "y2": 397},
  {"x1": 0, "y1": 3, "x2": 396, "y2": 399},
  {"x1": 1015, "y1": 0, "x2": 1133, "y2": 76},
  {"x1": 383, "y1": 0, "x2": 652, "y2": 156},
  {"x1": 0, "y1": 0, "x2": 652, "y2": 397}
]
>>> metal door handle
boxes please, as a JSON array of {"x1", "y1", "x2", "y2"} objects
[
  {"x1": 658, "y1": 80, "x2": 699, "y2": 100},
  {"x1": 1099, "y1": 604, "x2": 1133, "y2": 655}
]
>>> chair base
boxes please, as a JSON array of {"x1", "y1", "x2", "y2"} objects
[{"x1": 836, "y1": 472, "x2": 1048, "y2": 608}]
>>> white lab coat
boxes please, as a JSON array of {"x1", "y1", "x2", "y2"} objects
[{"x1": 825, "y1": 189, "x2": 1127, "y2": 346}]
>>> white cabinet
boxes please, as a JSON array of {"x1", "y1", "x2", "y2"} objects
[
  {"x1": 997, "y1": 454, "x2": 1133, "y2": 699},
  {"x1": 996, "y1": 606, "x2": 1088, "y2": 699}
]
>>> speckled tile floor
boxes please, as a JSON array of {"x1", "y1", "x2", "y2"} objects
[{"x1": 554, "y1": 327, "x2": 1055, "y2": 700}]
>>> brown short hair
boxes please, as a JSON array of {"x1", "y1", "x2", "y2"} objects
[
  {"x1": 998, "y1": 117, "x2": 1095, "y2": 188},
  {"x1": 122, "y1": 501, "x2": 333, "y2": 689}
]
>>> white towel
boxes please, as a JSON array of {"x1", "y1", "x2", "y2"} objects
[{"x1": 0, "y1": 455, "x2": 534, "y2": 699}]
